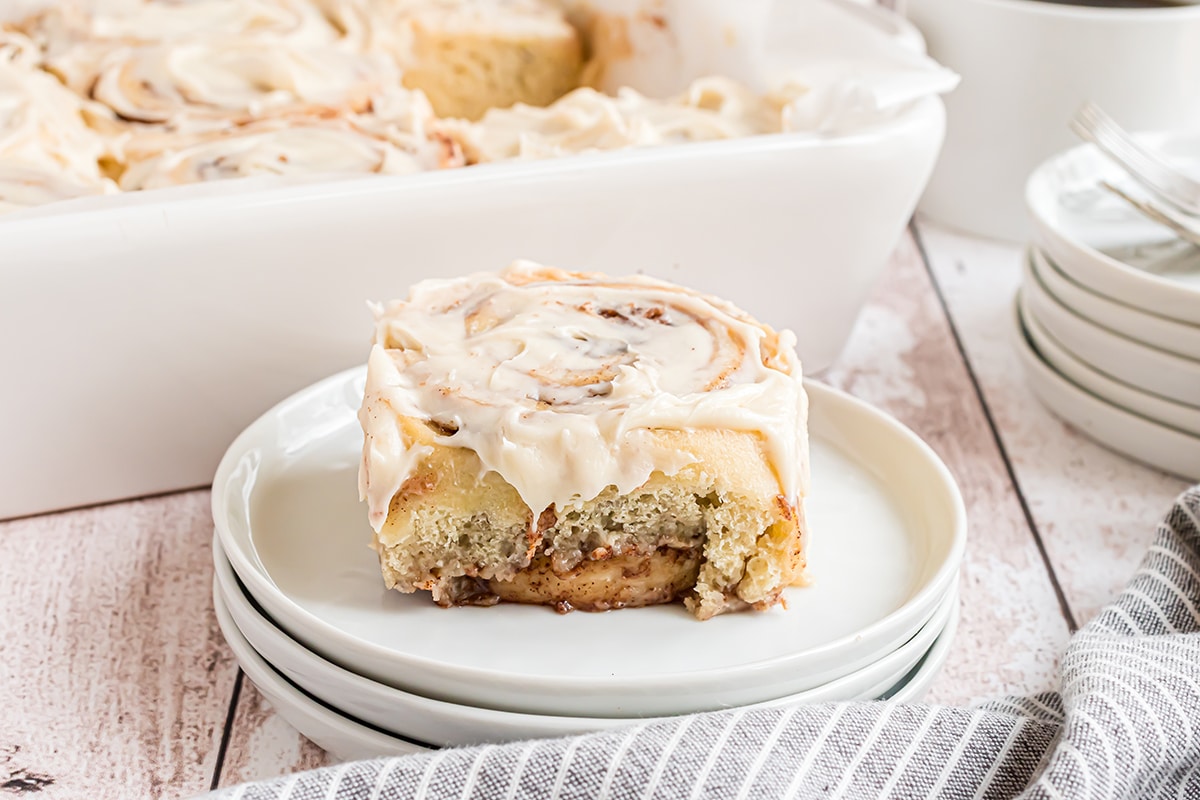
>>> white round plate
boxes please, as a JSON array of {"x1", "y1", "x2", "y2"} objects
[
  {"x1": 213, "y1": 538, "x2": 959, "y2": 747},
  {"x1": 1012, "y1": 296, "x2": 1200, "y2": 480},
  {"x1": 1026, "y1": 132, "x2": 1200, "y2": 326},
  {"x1": 1022, "y1": 252, "x2": 1200, "y2": 409},
  {"x1": 214, "y1": 582, "x2": 959, "y2": 762},
  {"x1": 212, "y1": 367, "x2": 966, "y2": 717},
  {"x1": 212, "y1": 586, "x2": 429, "y2": 761},
  {"x1": 1029, "y1": 246, "x2": 1200, "y2": 361},
  {"x1": 1019, "y1": 291, "x2": 1200, "y2": 438}
]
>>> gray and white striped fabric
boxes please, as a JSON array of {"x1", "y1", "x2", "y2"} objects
[{"x1": 201, "y1": 487, "x2": 1200, "y2": 800}]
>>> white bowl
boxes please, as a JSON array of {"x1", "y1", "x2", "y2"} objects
[
  {"x1": 1029, "y1": 247, "x2": 1200, "y2": 361},
  {"x1": 1026, "y1": 131, "x2": 1200, "y2": 325},
  {"x1": 0, "y1": 84, "x2": 944, "y2": 522},
  {"x1": 213, "y1": 538, "x2": 959, "y2": 747},
  {"x1": 212, "y1": 367, "x2": 966, "y2": 717},
  {"x1": 1019, "y1": 276, "x2": 1200, "y2": 438},
  {"x1": 907, "y1": 0, "x2": 1200, "y2": 242},
  {"x1": 213, "y1": 581, "x2": 959, "y2": 762},
  {"x1": 1022, "y1": 252, "x2": 1200, "y2": 409},
  {"x1": 1012, "y1": 296, "x2": 1200, "y2": 481}
]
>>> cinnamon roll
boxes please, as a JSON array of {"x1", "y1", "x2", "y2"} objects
[
  {"x1": 117, "y1": 116, "x2": 445, "y2": 190},
  {"x1": 359, "y1": 262, "x2": 810, "y2": 620},
  {"x1": 84, "y1": 40, "x2": 399, "y2": 129}
]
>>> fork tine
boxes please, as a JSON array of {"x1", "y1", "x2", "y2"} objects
[{"x1": 1071, "y1": 103, "x2": 1200, "y2": 217}]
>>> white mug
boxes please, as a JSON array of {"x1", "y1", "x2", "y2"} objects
[{"x1": 904, "y1": 0, "x2": 1200, "y2": 242}]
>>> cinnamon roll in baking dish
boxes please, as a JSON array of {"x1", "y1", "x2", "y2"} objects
[{"x1": 358, "y1": 262, "x2": 810, "y2": 620}]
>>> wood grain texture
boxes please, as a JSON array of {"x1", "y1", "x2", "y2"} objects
[
  {"x1": 0, "y1": 489, "x2": 235, "y2": 799},
  {"x1": 825, "y1": 229, "x2": 1072, "y2": 704},
  {"x1": 916, "y1": 223, "x2": 1189, "y2": 626}
]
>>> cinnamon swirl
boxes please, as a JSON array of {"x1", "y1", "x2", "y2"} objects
[{"x1": 359, "y1": 262, "x2": 810, "y2": 620}]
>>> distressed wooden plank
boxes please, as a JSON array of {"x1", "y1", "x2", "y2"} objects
[
  {"x1": 0, "y1": 490, "x2": 235, "y2": 799},
  {"x1": 824, "y1": 229, "x2": 1072, "y2": 704},
  {"x1": 917, "y1": 223, "x2": 1189, "y2": 627}
]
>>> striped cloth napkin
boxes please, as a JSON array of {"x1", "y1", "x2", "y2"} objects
[{"x1": 202, "y1": 487, "x2": 1200, "y2": 800}]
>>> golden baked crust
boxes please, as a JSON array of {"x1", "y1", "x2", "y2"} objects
[{"x1": 393, "y1": 1, "x2": 583, "y2": 120}]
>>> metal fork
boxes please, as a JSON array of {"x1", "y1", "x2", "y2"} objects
[
  {"x1": 1100, "y1": 180, "x2": 1200, "y2": 249},
  {"x1": 1071, "y1": 101, "x2": 1200, "y2": 218}
]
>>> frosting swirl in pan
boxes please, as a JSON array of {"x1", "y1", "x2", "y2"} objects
[
  {"x1": 0, "y1": 59, "x2": 117, "y2": 210},
  {"x1": 33, "y1": 0, "x2": 362, "y2": 86},
  {"x1": 359, "y1": 261, "x2": 809, "y2": 530},
  {"x1": 438, "y1": 76, "x2": 804, "y2": 163},
  {"x1": 117, "y1": 117, "x2": 433, "y2": 190},
  {"x1": 86, "y1": 40, "x2": 398, "y2": 128}
]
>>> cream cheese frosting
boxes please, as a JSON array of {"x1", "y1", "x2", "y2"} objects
[
  {"x1": 440, "y1": 76, "x2": 806, "y2": 163},
  {"x1": 358, "y1": 261, "x2": 810, "y2": 531},
  {"x1": 0, "y1": 58, "x2": 117, "y2": 211},
  {"x1": 2, "y1": 0, "x2": 812, "y2": 213},
  {"x1": 117, "y1": 118, "x2": 429, "y2": 190}
]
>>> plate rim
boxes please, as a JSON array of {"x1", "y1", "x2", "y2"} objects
[
  {"x1": 1029, "y1": 246, "x2": 1200, "y2": 360},
  {"x1": 212, "y1": 535, "x2": 960, "y2": 739},
  {"x1": 1011, "y1": 294, "x2": 1200, "y2": 481},
  {"x1": 1021, "y1": 247, "x2": 1200, "y2": 409},
  {"x1": 1018, "y1": 277, "x2": 1200, "y2": 437},
  {"x1": 1025, "y1": 132, "x2": 1200, "y2": 325},
  {"x1": 211, "y1": 366, "x2": 967, "y2": 697},
  {"x1": 212, "y1": 572, "x2": 960, "y2": 758}
]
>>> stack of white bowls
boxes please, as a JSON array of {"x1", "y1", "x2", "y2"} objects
[
  {"x1": 210, "y1": 367, "x2": 966, "y2": 760},
  {"x1": 1016, "y1": 133, "x2": 1200, "y2": 480}
]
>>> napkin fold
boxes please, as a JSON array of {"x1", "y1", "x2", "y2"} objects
[{"x1": 199, "y1": 487, "x2": 1200, "y2": 799}]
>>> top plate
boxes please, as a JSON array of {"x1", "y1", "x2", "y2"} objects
[
  {"x1": 1026, "y1": 131, "x2": 1200, "y2": 325},
  {"x1": 212, "y1": 367, "x2": 965, "y2": 717}
]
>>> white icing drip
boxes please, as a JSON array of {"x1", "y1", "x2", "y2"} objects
[{"x1": 359, "y1": 261, "x2": 809, "y2": 531}]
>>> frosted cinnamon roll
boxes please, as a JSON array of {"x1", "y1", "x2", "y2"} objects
[
  {"x1": 359, "y1": 261, "x2": 810, "y2": 620},
  {"x1": 117, "y1": 117, "x2": 443, "y2": 190},
  {"x1": 84, "y1": 40, "x2": 399, "y2": 129},
  {"x1": 32, "y1": 0, "x2": 363, "y2": 95},
  {"x1": 440, "y1": 76, "x2": 805, "y2": 163}
]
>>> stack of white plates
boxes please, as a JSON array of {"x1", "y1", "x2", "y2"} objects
[
  {"x1": 1018, "y1": 133, "x2": 1200, "y2": 480},
  {"x1": 210, "y1": 367, "x2": 967, "y2": 761}
]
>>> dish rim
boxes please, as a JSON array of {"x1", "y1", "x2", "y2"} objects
[
  {"x1": 211, "y1": 365, "x2": 967, "y2": 696},
  {"x1": 1029, "y1": 245, "x2": 1200, "y2": 359},
  {"x1": 0, "y1": 93, "x2": 945, "y2": 232},
  {"x1": 1011, "y1": 293, "x2": 1200, "y2": 481},
  {"x1": 1020, "y1": 247, "x2": 1200, "y2": 409},
  {"x1": 1022, "y1": 253, "x2": 1200, "y2": 437},
  {"x1": 212, "y1": 534, "x2": 960, "y2": 737},
  {"x1": 1025, "y1": 130, "x2": 1200, "y2": 325},
  {"x1": 211, "y1": 575, "x2": 960, "y2": 759}
]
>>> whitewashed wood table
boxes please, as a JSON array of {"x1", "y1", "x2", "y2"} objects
[{"x1": 0, "y1": 222, "x2": 1188, "y2": 799}]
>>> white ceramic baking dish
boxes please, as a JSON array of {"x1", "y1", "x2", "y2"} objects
[{"x1": 0, "y1": 4, "x2": 945, "y2": 520}]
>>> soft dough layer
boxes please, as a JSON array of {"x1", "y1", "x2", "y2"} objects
[{"x1": 359, "y1": 262, "x2": 810, "y2": 619}]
